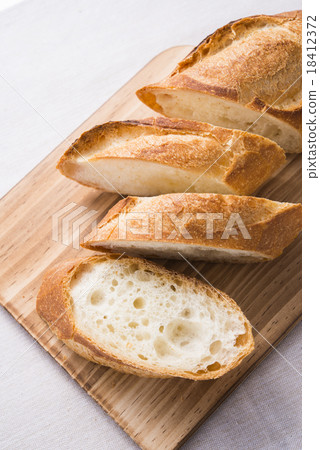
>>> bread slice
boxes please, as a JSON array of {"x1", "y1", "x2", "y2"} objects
[
  {"x1": 36, "y1": 254, "x2": 254, "y2": 380},
  {"x1": 82, "y1": 193, "x2": 302, "y2": 262},
  {"x1": 57, "y1": 117, "x2": 285, "y2": 196},
  {"x1": 136, "y1": 11, "x2": 302, "y2": 153}
]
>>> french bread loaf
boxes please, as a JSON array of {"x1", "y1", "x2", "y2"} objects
[
  {"x1": 82, "y1": 193, "x2": 302, "y2": 262},
  {"x1": 136, "y1": 11, "x2": 302, "y2": 153},
  {"x1": 36, "y1": 254, "x2": 254, "y2": 380},
  {"x1": 57, "y1": 117, "x2": 285, "y2": 196}
]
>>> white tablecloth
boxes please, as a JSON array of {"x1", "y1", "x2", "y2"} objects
[{"x1": 0, "y1": 0, "x2": 302, "y2": 448}]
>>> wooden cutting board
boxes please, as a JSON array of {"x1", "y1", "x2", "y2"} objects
[{"x1": 0, "y1": 46, "x2": 301, "y2": 450}]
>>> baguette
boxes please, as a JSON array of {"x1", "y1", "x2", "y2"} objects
[
  {"x1": 57, "y1": 117, "x2": 285, "y2": 196},
  {"x1": 36, "y1": 254, "x2": 254, "y2": 380},
  {"x1": 82, "y1": 193, "x2": 302, "y2": 262},
  {"x1": 136, "y1": 11, "x2": 302, "y2": 153}
]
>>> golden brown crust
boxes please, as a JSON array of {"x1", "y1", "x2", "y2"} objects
[
  {"x1": 37, "y1": 255, "x2": 160, "y2": 377},
  {"x1": 83, "y1": 194, "x2": 302, "y2": 261},
  {"x1": 57, "y1": 118, "x2": 285, "y2": 196},
  {"x1": 136, "y1": 11, "x2": 302, "y2": 133},
  {"x1": 36, "y1": 259, "x2": 79, "y2": 340},
  {"x1": 37, "y1": 254, "x2": 254, "y2": 380}
]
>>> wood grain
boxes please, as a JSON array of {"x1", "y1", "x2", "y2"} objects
[{"x1": 0, "y1": 46, "x2": 301, "y2": 450}]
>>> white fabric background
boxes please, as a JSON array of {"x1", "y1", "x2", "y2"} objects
[{"x1": 0, "y1": 0, "x2": 302, "y2": 448}]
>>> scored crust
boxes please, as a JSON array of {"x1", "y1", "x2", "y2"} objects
[
  {"x1": 136, "y1": 11, "x2": 302, "y2": 134},
  {"x1": 82, "y1": 193, "x2": 302, "y2": 261},
  {"x1": 57, "y1": 117, "x2": 285, "y2": 196},
  {"x1": 36, "y1": 254, "x2": 254, "y2": 380}
]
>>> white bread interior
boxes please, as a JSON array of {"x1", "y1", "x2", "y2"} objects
[
  {"x1": 151, "y1": 90, "x2": 301, "y2": 153},
  {"x1": 69, "y1": 257, "x2": 252, "y2": 376},
  {"x1": 65, "y1": 158, "x2": 234, "y2": 196},
  {"x1": 58, "y1": 119, "x2": 286, "y2": 196}
]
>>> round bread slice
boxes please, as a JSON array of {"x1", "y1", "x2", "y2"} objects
[{"x1": 37, "y1": 254, "x2": 254, "y2": 380}]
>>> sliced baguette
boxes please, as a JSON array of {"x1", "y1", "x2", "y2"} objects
[
  {"x1": 36, "y1": 254, "x2": 254, "y2": 380},
  {"x1": 82, "y1": 193, "x2": 302, "y2": 263},
  {"x1": 57, "y1": 117, "x2": 285, "y2": 196},
  {"x1": 136, "y1": 11, "x2": 302, "y2": 153}
]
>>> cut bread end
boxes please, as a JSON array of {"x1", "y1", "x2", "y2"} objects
[
  {"x1": 136, "y1": 87, "x2": 301, "y2": 153},
  {"x1": 57, "y1": 118, "x2": 286, "y2": 196},
  {"x1": 58, "y1": 157, "x2": 236, "y2": 196},
  {"x1": 37, "y1": 254, "x2": 254, "y2": 380}
]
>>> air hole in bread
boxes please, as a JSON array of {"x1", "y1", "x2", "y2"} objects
[
  {"x1": 195, "y1": 369, "x2": 206, "y2": 375},
  {"x1": 224, "y1": 320, "x2": 233, "y2": 333},
  {"x1": 207, "y1": 362, "x2": 221, "y2": 372},
  {"x1": 112, "y1": 279, "x2": 118, "y2": 286},
  {"x1": 206, "y1": 289, "x2": 213, "y2": 298},
  {"x1": 90, "y1": 289, "x2": 105, "y2": 305},
  {"x1": 136, "y1": 271, "x2": 151, "y2": 282},
  {"x1": 166, "y1": 319, "x2": 203, "y2": 348},
  {"x1": 159, "y1": 325, "x2": 164, "y2": 333},
  {"x1": 138, "y1": 354, "x2": 148, "y2": 360},
  {"x1": 133, "y1": 297, "x2": 145, "y2": 309},
  {"x1": 107, "y1": 324, "x2": 114, "y2": 333},
  {"x1": 181, "y1": 308, "x2": 192, "y2": 318},
  {"x1": 202, "y1": 47, "x2": 210, "y2": 56},
  {"x1": 142, "y1": 318, "x2": 149, "y2": 326},
  {"x1": 210, "y1": 340, "x2": 222, "y2": 355},
  {"x1": 129, "y1": 263, "x2": 139, "y2": 273},
  {"x1": 154, "y1": 337, "x2": 174, "y2": 357},
  {"x1": 235, "y1": 330, "x2": 248, "y2": 347},
  {"x1": 128, "y1": 321, "x2": 139, "y2": 329}
]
